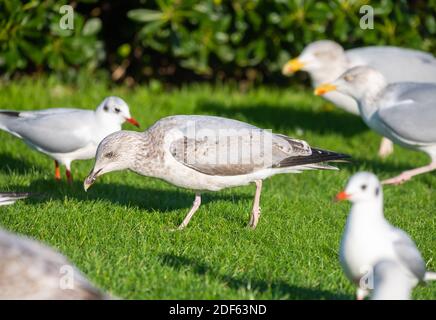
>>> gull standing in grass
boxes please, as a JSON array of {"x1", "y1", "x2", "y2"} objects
[
  {"x1": 336, "y1": 172, "x2": 436, "y2": 300},
  {"x1": 315, "y1": 66, "x2": 436, "y2": 185},
  {"x1": 283, "y1": 40, "x2": 436, "y2": 158},
  {"x1": 0, "y1": 96, "x2": 139, "y2": 183},
  {"x1": 0, "y1": 193, "x2": 108, "y2": 299},
  {"x1": 84, "y1": 115, "x2": 350, "y2": 230}
]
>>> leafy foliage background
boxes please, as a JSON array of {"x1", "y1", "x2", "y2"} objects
[{"x1": 1, "y1": 0, "x2": 435, "y2": 84}]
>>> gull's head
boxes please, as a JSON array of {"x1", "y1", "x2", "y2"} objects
[
  {"x1": 84, "y1": 131, "x2": 139, "y2": 191},
  {"x1": 282, "y1": 40, "x2": 345, "y2": 76},
  {"x1": 314, "y1": 66, "x2": 387, "y2": 101},
  {"x1": 96, "y1": 96, "x2": 140, "y2": 128},
  {"x1": 336, "y1": 172, "x2": 382, "y2": 204}
]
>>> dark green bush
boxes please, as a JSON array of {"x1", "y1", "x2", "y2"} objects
[
  {"x1": 126, "y1": 0, "x2": 436, "y2": 82},
  {"x1": 0, "y1": 0, "x2": 104, "y2": 79},
  {"x1": 1, "y1": 0, "x2": 435, "y2": 83}
]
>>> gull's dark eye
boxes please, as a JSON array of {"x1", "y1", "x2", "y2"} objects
[
  {"x1": 344, "y1": 75, "x2": 354, "y2": 82},
  {"x1": 104, "y1": 151, "x2": 115, "y2": 159},
  {"x1": 361, "y1": 184, "x2": 367, "y2": 191},
  {"x1": 114, "y1": 107, "x2": 121, "y2": 113},
  {"x1": 375, "y1": 187, "x2": 380, "y2": 196},
  {"x1": 103, "y1": 105, "x2": 109, "y2": 111}
]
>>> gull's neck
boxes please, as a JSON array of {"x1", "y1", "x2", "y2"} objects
[
  {"x1": 311, "y1": 58, "x2": 349, "y2": 85},
  {"x1": 131, "y1": 130, "x2": 164, "y2": 177},
  {"x1": 357, "y1": 85, "x2": 386, "y2": 122},
  {"x1": 348, "y1": 197, "x2": 385, "y2": 227}
]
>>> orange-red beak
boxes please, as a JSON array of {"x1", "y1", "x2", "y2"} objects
[
  {"x1": 126, "y1": 117, "x2": 140, "y2": 127},
  {"x1": 314, "y1": 83, "x2": 337, "y2": 96},
  {"x1": 335, "y1": 191, "x2": 350, "y2": 202}
]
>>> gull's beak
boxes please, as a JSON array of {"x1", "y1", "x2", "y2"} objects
[
  {"x1": 84, "y1": 169, "x2": 101, "y2": 192},
  {"x1": 125, "y1": 117, "x2": 140, "y2": 128},
  {"x1": 282, "y1": 58, "x2": 305, "y2": 75},
  {"x1": 335, "y1": 190, "x2": 350, "y2": 202},
  {"x1": 314, "y1": 83, "x2": 337, "y2": 96}
]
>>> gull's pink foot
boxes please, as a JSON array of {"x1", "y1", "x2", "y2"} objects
[
  {"x1": 382, "y1": 172, "x2": 412, "y2": 185},
  {"x1": 378, "y1": 138, "x2": 394, "y2": 159}
]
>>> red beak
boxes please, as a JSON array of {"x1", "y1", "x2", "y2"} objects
[
  {"x1": 335, "y1": 191, "x2": 350, "y2": 202},
  {"x1": 125, "y1": 117, "x2": 140, "y2": 127}
]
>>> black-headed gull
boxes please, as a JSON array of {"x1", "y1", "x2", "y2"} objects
[
  {"x1": 336, "y1": 172, "x2": 436, "y2": 300},
  {"x1": 283, "y1": 40, "x2": 436, "y2": 158},
  {"x1": 315, "y1": 66, "x2": 436, "y2": 185},
  {"x1": 0, "y1": 96, "x2": 139, "y2": 182},
  {"x1": 84, "y1": 115, "x2": 350, "y2": 229}
]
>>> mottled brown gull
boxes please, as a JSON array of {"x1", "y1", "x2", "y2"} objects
[{"x1": 84, "y1": 115, "x2": 350, "y2": 229}]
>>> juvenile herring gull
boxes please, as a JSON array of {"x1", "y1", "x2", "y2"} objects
[{"x1": 84, "y1": 115, "x2": 350, "y2": 229}]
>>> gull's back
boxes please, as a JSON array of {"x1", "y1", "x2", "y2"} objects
[
  {"x1": 347, "y1": 46, "x2": 436, "y2": 84},
  {"x1": 0, "y1": 228, "x2": 107, "y2": 299}
]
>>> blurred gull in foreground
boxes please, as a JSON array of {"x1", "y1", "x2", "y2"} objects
[
  {"x1": 0, "y1": 97, "x2": 139, "y2": 182},
  {"x1": 316, "y1": 66, "x2": 436, "y2": 185},
  {"x1": 84, "y1": 115, "x2": 350, "y2": 229},
  {"x1": 372, "y1": 260, "x2": 417, "y2": 300},
  {"x1": 283, "y1": 40, "x2": 436, "y2": 158},
  {"x1": 0, "y1": 192, "x2": 109, "y2": 299},
  {"x1": 336, "y1": 172, "x2": 436, "y2": 300}
]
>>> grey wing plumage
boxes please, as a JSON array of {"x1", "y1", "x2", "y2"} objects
[
  {"x1": 167, "y1": 115, "x2": 350, "y2": 176},
  {"x1": 392, "y1": 228, "x2": 426, "y2": 281},
  {"x1": 348, "y1": 46, "x2": 436, "y2": 83},
  {"x1": 0, "y1": 109, "x2": 93, "y2": 153},
  {"x1": 0, "y1": 192, "x2": 31, "y2": 206},
  {"x1": 0, "y1": 229, "x2": 107, "y2": 299},
  {"x1": 377, "y1": 84, "x2": 436, "y2": 143}
]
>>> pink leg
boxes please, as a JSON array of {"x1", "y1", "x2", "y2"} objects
[
  {"x1": 378, "y1": 137, "x2": 394, "y2": 159},
  {"x1": 382, "y1": 161, "x2": 436, "y2": 185},
  {"x1": 248, "y1": 180, "x2": 263, "y2": 229},
  {"x1": 177, "y1": 193, "x2": 201, "y2": 230}
]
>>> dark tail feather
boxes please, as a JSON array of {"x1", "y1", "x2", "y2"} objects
[
  {"x1": 0, "y1": 111, "x2": 21, "y2": 117},
  {"x1": 273, "y1": 147, "x2": 351, "y2": 168}
]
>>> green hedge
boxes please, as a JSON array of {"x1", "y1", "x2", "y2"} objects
[{"x1": 1, "y1": 0, "x2": 436, "y2": 83}]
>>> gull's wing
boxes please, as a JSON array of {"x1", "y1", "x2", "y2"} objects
[
  {"x1": 391, "y1": 228, "x2": 426, "y2": 281},
  {"x1": 377, "y1": 83, "x2": 436, "y2": 143},
  {"x1": 0, "y1": 192, "x2": 31, "y2": 206},
  {"x1": 0, "y1": 109, "x2": 95, "y2": 153},
  {"x1": 166, "y1": 115, "x2": 349, "y2": 176},
  {"x1": 0, "y1": 228, "x2": 107, "y2": 299},
  {"x1": 347, "y1": 46, "x2": 436, "y2": 83}
]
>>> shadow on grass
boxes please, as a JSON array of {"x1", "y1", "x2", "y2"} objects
[
  {"x1": 8, "y1": 179, "x2": 251, "y2": 213},
  {"x1": 0, "y1": 153, "x2": 41, "y2": 174},
  {"x1": 197, "y1": 100, "x2": 367, "y2": 138},
  {"x1": 160, "y1": 253, "x2": 350, "y2": 300}
]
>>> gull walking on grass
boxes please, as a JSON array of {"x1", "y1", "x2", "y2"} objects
[{"x1": 84, "y1": 115, "x2": 350, "y2": 230}]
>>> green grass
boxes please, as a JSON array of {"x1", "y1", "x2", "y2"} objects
[{"x1": 0, "y1": 77, "x2": 434, "y2": 300}]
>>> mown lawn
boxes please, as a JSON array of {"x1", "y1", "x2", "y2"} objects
[{"x1": 0, "y1": 78, "x2": 434, "y2": 299}]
